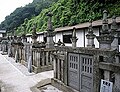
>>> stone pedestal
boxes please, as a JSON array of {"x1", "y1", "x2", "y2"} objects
[
  {"x1": 97, "y1": 35, "x2": 114, "y2": 49},
  {"x1": 46, "y1": 32, "x2": 55, "y2": 48}
]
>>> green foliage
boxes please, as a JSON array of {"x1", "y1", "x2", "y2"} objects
[
  {"x1": 0, "y1": 0, "x2": 58, "y2": 31},
  {"x1": 19, "y1": 0, "x2": 120, "y2": 34},
  {"x1": 1, "y1": 0, "x2": 120, "y2": 35},
  {"x1": 21, "y1": 0, "x2": 103, "y2": 31}
]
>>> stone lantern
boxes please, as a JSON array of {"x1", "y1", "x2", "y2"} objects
[
  {"x1": 86, "y1": 20, "x2": 95, "y2": 48},
  {"x1": 97, "y1": 10, "x2": 114, "y2": 49},
  {"x1": 46, "y1": 12, "x2": 55, "y2": 48}
]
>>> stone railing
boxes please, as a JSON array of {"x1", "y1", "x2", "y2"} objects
[
  {"x1": 51, "y1": 50, "x2": 66, "y2": 83},
  {"x1": 11, "y1": 42, "x2": 17, "y2": 58},
  {"x1": 31, "y1": 47, "x2": 54, "y2": 73},
  {"x1": 19, "y1": 43, "x2": 32, "y2": 67},
  {"x1": 51, "y1": 46, "x2": 118, "y2": 92},
  {"x1": 0, "y1": 42, "x2": 2, "y2": 51}
]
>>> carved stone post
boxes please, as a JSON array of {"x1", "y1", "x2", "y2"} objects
[
  {"x1": 71, "y1": 27, "x2": 78, "y2": 48},
  {"x1": 8, "y1": 36, "x2": 12, "y2": 57},
  {"x1": 29, "y1": 24, "x2": 38, "y2": 72},
  {"x1": 15, "y1": 37, "x2": 20, "y2": 63},
  {"x1": 86, "y1": 21, "x2": 95, "y2": 48}
]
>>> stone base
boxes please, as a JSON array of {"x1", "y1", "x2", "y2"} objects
[
  {"x1": 51, "y1": 78, "x2": 78, "y2": 92},
  {"x1": 30, "y1": 78, "x2": 78, "y2": 92},
  {"x1": 30, "y1": 78, "x2": 51, "y2": 92},
  {"x1": 32, "y1": 65, "x2": 53, "y2": 73},
  {"x1": 21, "y1": 60, "x2": 27, "y2": 67},
  {"x1": 1, "y1": 52, "x2": 7, "y2": 55}
]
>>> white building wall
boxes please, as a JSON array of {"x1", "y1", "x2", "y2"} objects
[
  {"x1": 37, "y1": 35, "x2": 44, "y2": 42},
  {"x1": 37, "y1": 36, "x2": 40, "y2": 42},
  {"x1": 85, "y1": 29, "x2": 88, "y2": 47},
  {"x1": 76, "y1": 30, "x2": 84, "y2": 47},
  {"x1": 26, "y1": 28, "x2": 100, "y2": 47},
  {"x1": 63, "y1": 31, "x2": 72, "y2": 47},
  {"x1": 0, "y1": 34, "x2": 2, "y2": 37},
  {"x1": 55, "y1": 32, "x2": 63, "y2": 43},
  {"x1": 27, "y1": 37, "x2": 32, "y2": 43},
  {"x1": 40, "y1": 35, "x2": 44, "y2": 42},
  {"x1": 54, "y1": 29, "x2": 99, "y2": 47},
  {"x1": 65, "y1": 43, "x2": 72, "y2": 47},
  {"x1": 53, "y1": 36, "x2": 56, "y2": 42},
  {"x1": 94, "y1": 28, "x2": 99, "y2": 48}
]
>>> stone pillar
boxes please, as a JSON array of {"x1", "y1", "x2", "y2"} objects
[
  {"x1": 57, "y1": 59, "x2": 60, "y2": 80},
  {"x1": 104, "y1": 70, "x2": 110, "y2": 81},
  {"x1": 54, "y1": 58, "x2": 57, "y2": 78},
  {"x1": 46, "y1": 51, "x2": 50, "y2": 65},
  {"x1": 15, "y1": 48, "x2": 18, "y2": 63},
  {"x1": 8, "y1": 36, "x2": 12, "y2": 57},
  {"x1": 111, "y1": 16, "x2": 119, "y2": 51},
  {"x1": 42, "y1": 51, "x2": 45, "y2": 66},
  {"x1": 114, "y1": 73, "x2": 120, "y2": 91},
  {"x1": 15, "y1": 37, "x2": 21, "y2": 63},
  {"x1": 86, "y1": 21, "x2": 95, "y2": 48},
  {"x1": 46, "y1": 12, "x2": 55, "y2": 48},
  {"x1": 28, "y1": 52, "x2": 32, "y2": 73},
  {"x1": 28, "y1": 24, "x2": 38, "y2": 72},
  {"x1": 97, "y1": 10, "x2": 114, "y2": 49},
  {"x1": 71, "y1": 27, "x2": 78, "y2": 48},
  {"x1": 24, "y1": 42, "x2": 32, "y2": 72},
  {"x1": 31, "y1": 24, "x2": 38, "y2": 43}
]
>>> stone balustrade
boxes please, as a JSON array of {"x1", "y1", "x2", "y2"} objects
[{"x1": 31, "y1": 47, "x2": 54, "y2": 73}]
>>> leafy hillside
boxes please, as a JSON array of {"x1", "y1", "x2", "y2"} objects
[
  {"x1": 17, "y1": 0, "x2": 120, "y2": 35},
  {"x1": 0, "y1": 0, "x2": 58, "y2": 31}
]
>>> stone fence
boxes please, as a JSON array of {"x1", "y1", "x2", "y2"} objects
[
  {"x1": 51, "y1": 46, "x2": 119, "y2": 92},
  {"x1": 3, "y1": 36, "x2": 56, "y2": 73},
  {"x1": 31, "y1": 48, "x2": 54, "y2": 73}
]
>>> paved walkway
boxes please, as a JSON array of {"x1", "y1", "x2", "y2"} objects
[{"x1": 0, "y1": 53, "x2": 54, "y2": 92}]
